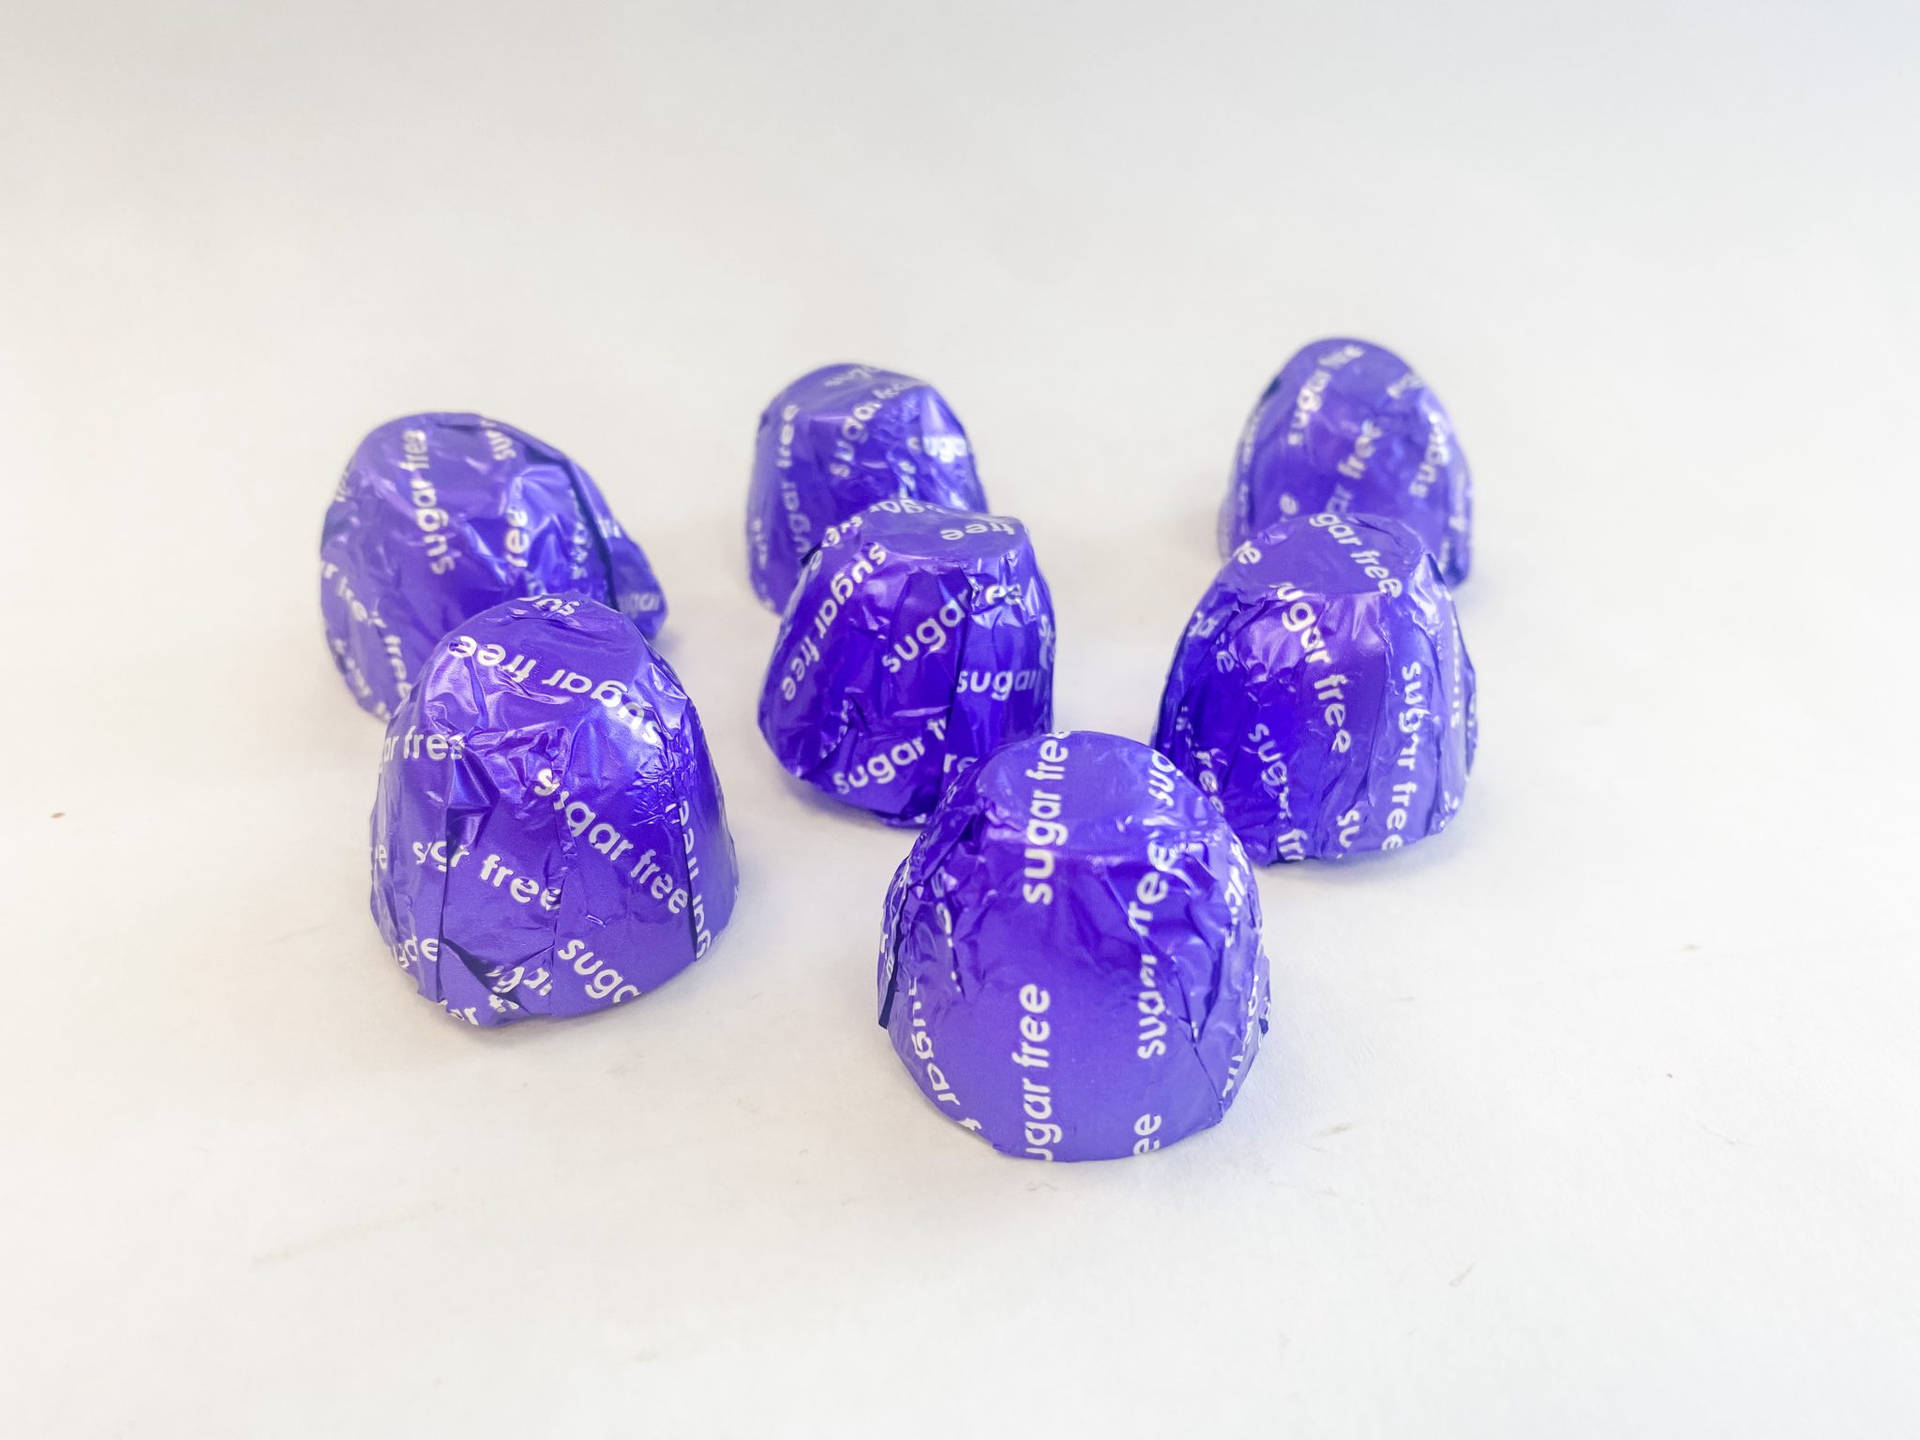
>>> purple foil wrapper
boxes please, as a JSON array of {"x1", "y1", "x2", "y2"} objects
[
  {"x1": 1155, "y1": 512, "x2": 1476, "y2": 864},
  {"x1": 745, "y1": 364, "x2": 989, "y2": 612},
  {"x1": 878, "y1": 731, "x2": 1269, "y2": 1162},
  {"x1": 759, "y1": 498, "x2": 1055, "y2": 826},
  {"x1": 1218, "y1": 338, "x2": 1472, "y2": 585},
  {"x1": 370, "y1": 596, "x2": 737, "y2": 1027},
  {"x1": 321, "y1": 413, "x2": 667, "y2": 720}
]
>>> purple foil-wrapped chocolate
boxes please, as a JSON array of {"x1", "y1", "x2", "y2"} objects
[
  {"x1": 1155, "y1": 512, "x2": 1475, "y2": 864},
  {"x1": 759, "y1": 498, "x2": 1055, "y2": 826},
  {"x1": 321, "y1": 413, "x2": 667, "y2": 720},
  {"x1": 878, "y1": 731, "x2": 1269, "y2": 1161},
  {"x1": 745, "y1": 363, "x2": 989, "y2": 612},
  {"x1": 370, "y1": 595, "x2": 736, "y2": 1027},
  {"x1": 1218, "y1": 338, "x2": 1472, "y2": 585}
]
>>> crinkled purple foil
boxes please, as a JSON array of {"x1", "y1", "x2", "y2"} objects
[
  {"x1": 1156, "y1": 512, "x2": 1475, "y2": 864},
  {"x1": 321, "y1": 413, "x2": 666, "y2": 720},
  {"x1": 879, "y1": 731, "x2": 1269, "y2": 1161},
  {"x1": 745, "y1": 364, "x2": 988, "y2": 612},
  {"x1": 370, "y1": 596, "x2": 736, "y2": 1027},
  {"x1": 759, "y1": 498, "x2": 1054, "y2": 826},
  {"x1": 1218, "y1": 338, "x2": 1472, "y2": 585}
]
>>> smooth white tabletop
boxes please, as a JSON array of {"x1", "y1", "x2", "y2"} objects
[{"x1": 4, "y1": 3, "x2": 1918, "y2": 1435}]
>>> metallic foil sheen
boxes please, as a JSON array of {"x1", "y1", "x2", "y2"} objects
[
  {"x1": 1156, "y1": 512, "x2": 1476, "y2": 864},
  {"x1": 1218, "y1": 338, "x2": 1472, "y2": 585},
  {"x1": 370, "y1": 596, "x2": 737, "y2": 1027},
  {"x1": 321, "y1": 413, "x2": 667, "y2": 720},
  {"x1": 759, "y1": 498, "x2": 1055, "y2": 826},
  {"x1": 745, "y1": 363, "x2": 988, "y2": 612},
  {"x1": 878, "y1": 731, "x2": 1269, "y2": 1161}
]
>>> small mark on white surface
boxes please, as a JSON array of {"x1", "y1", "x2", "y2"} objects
[
  {"x1": 1450, "y1": 1264, "x2": 1476, "y2": 1288},
  {"x1": 264, "y1": 922, "x2": 330, "y2": 947},
  {"x1": 251, "y1": 1202, "x2": 444, "y2": 1268}
]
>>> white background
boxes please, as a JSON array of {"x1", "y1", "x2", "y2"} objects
[{"x1": 3, "y1": 2, "x2": 1917, "y2": 1435}]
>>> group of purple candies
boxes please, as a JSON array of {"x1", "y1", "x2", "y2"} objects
[{"x1": 320, "y1": 341, "x2": 1477, "y2": 1162}]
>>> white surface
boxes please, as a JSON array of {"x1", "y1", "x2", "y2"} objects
[{"x1": 4, "y1": 3, "x2": 1918, "y2": 1435}]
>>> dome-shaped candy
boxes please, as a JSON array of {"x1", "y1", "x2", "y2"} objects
[
  {"x1": 745, "y1": 363, "x2": 988, "y2": 612},
  {"x1": 321, "y1": 413, "x2": 667, "y2": 719},
  {"x1": 878, "y1": 731, "x2": 1269, "y2": 1161},
  {"x1": 370, "y1": 595, "x2": 736, "y2": 1027},
  {"x1": 1155, "y1": 512, "x2": 1475, "y2": 864},
  {"x1": 1218, "y1": 339, "x2": 1472, "y2": 585},
  {"x1": 759, "y1": 497, "x2": 1054, "y2": 826}
]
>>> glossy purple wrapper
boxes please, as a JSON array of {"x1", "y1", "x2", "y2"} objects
[
  {"x1": 1219, "y1": 338, "x2": 1472, "y2": 585},
  {"x1": 879, "y1": 731, "x2": 1269, "y2": 1161},
  {"x1": 745, "y1": 364, "x2": 988, "y2": 612},
  {"x1": 759, "y1": 498, "x2": 1055, "y2": 826},
  {"x1": 370, "y1": 596, "x2": 737, "y2": 1027},
  {"x1": 1156, "y1": 512, "x2": 1475, "y2": 864},
  {"x1": 321, "y1": 413, "x2": 667, "y2": 720}
]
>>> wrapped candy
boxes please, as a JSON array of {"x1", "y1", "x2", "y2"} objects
[
  {"x1": 1218, "y1": 338, "x2": 1472, "y2": 585},
  {"x1": 370, "y1": 595, "x2": 736, "y2": 1027},
  {"x1": 759, "y1": 497, "x2": 1054, "y2": 826},
  {"x1": 321, "y1": 412, "x2": 666, "y2": 719},
  {"x1": 745, "y1": 363, "x2": 988, "y2": 611},
  {"x1": 878, "y1": 730, "x2": 1269, "y2": 1161},
  {"x1": 1155, "y1": 511, "x2": 1475, "y2": 864}
]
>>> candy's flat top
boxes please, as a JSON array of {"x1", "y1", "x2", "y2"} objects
[
  {"x1": 823, "y1": 498, "x2": 1030, "y2": 569},
  {"x1": 1219, "y1": 510, "x2": 1431, "y2": 597},
  {"x1": 772, "y1": 361, "x2": 933, "y2": 414},
  {"x1": 955, "y1": 729, "x2": 1221, "y2": 859},
  {"x1": 411, "y1": 594, "x2": 679, "y2": 732},
  {"x1": 7, "y1": 8, "x2": 1917, "y2": 1438}
]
